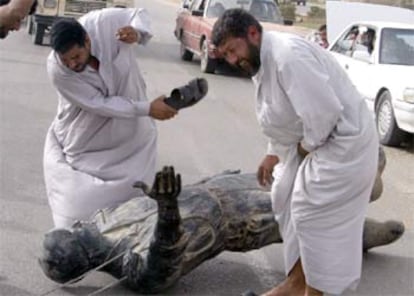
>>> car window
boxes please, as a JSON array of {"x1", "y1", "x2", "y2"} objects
[
  {"x1": 205, "y1": 0, "x2": 283, "y2": 23},
  {"x1": 206, "y1": 1, "x2": 226, "y2": 17},
  {"x1": 249, "y1": 0, "x2": 283, "y2": 23},
  {"x1": 380, "y1": 28, "x2": 414, "y2": 66},
  {"x1": 331, "y1": 26, "x2": 359, "y2": 57},
  {"x1": 351, "y1": 27, "x2": 376, "y2": 62},
  {"x1": 190, "y1": 0, "x2": 205, "y2": 11},
  {"x1": 182, "y1": 0, "x2": 192, "y2": 7},
  {"x1": 331, "y1": 25, "x2": 376, "y2": 62}
]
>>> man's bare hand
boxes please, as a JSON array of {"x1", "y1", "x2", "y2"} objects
[
  {"x1": 0, "y1": 0, "x2": 34, "y2": 27},
  {"x1": 149, "y1": 96, "x2": 178, "y2": 120},
  {"x1": 116, "y1": 26, "x2": 139, "y2": 44},
  {"x1": 257, "y1": 154, "x2": 279, "y2": 187}
]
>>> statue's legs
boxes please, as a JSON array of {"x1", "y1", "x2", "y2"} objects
[
  {"x1": 362, "y1": 147, "x2": 404, "y2": 250},
  {"x1": 363, "y1": 218, "x2": 404, "y2": 252},
  {"x1": 123, "y1": 167, "x2": 189, "y2": 293},
  {"x1": 370, "y1": 146, "x2": 386, "y2": 202}
]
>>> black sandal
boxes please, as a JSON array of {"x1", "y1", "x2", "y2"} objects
[{"x1": 164, "y1": 78, "x2": 208, "y2": 110}]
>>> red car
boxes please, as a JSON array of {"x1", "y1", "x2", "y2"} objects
[{"x1": 174, "y1": 0, "x2": 310, "y2": 74}]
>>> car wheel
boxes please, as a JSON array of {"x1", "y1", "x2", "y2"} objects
[
  {"x1": 33, "y1": 22, "x2": 45, "y2": 45},
  {"x1": 180, "y1": 42, "x2": 193, "y2": 61},
  {"x1": 200, "y1": 39, "x2": 216, "y2": 74},
  {"x1": 375, "y1": 91, "x2": 408, "y2": 146}
]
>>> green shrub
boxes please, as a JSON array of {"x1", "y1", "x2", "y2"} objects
[
  {"x1": 308, "y1": 6, "x2": 326, "y2": 18},
  {"x1": 279, "y1": 2, "x2": 296, "y2": 22}
]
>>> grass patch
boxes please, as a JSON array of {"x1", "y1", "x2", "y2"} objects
[{"x1": 295, "y1": 5, "x2": 326, "y2": 30}]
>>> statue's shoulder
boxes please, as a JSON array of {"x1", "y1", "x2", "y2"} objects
[
  {"x1": 190, "y1": 170, "x2": 258, "y2": 189},
  {"x1": 196, "y1": 172, "x2": 260, "y2": 191}
]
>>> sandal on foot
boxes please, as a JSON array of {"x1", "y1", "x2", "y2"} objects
[{"x1": 164, "y1": 77, "x2": 208, "y2": 110}]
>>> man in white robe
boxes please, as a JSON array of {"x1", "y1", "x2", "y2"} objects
[
  {"x1": 212, "y1": 9, "x2": 379, "y2": 296},
  {"x1": 44, "y1": 8, "x2": 178, "y2": 228}
]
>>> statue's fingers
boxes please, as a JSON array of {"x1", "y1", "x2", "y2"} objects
[
  {"x1": 161, "y1": 166, "x2": 170, "y2": 194},
  {"x1": 175, "y1": 173, "x2": 181, "y2": 197},
  {"x1": 151, "y1": 171, "x2": 163, "y2": 196},
  {"x1": 158, "y1": 170, "x2": 165, "y2": 194},
  {"x1": 164, "y1": 166, "x2": 171, "y2": 193},
  {"x1": 166, "y1": 166, "x2": 175, "y2": 194}
]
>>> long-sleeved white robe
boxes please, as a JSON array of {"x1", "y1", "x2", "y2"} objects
[
  {"x1": 44, "y1": 8, "x2": 157, "y2": 228},
  {"x1": 253, "y1": 32, "x2": 379, "y2": 294}
]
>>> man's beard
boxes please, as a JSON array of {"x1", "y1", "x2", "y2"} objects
[
  {"x1": 72, "y1": 63, "x2": 88, "y2": 72},
  {"x1": 236, "y1": 41, "x2": 261, "y2": 77},
  {"x1": 72, "y1": 54, "x2": 91, "y2": 73}
]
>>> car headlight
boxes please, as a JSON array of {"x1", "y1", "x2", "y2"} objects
[
  {"x1": 44, "y1": 0, "x2": 57, "y2": 9},
  {"x1": 403, "y1": 88, "x2": 414, "y2": 104}
]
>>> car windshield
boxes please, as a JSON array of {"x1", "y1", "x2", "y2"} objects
[
  {"x1": 379, "y1": 28, "x2": 414, "y2": 66},
  {"x1": 206, "y1": 0, "x2": 283, "y2": 24}
]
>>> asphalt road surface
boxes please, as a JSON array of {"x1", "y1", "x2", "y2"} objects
[{"x1": 0, "y1": 0, "x2": 413, "y2": 295}]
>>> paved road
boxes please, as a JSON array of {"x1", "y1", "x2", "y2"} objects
[{"x1": 0, "y1": 0, "x2": 413, "y2": 295}]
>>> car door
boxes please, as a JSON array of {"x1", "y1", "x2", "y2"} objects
[{"x1": 330, "y1": 24, "x2": 380, "y2": 112}]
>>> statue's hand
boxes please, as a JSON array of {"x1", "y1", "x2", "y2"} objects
[{"x1": 134, "y1": 166, "x2": 181, "y2": 201}]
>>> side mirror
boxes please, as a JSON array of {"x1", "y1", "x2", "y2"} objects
[{"x1": 191, "y1": 10, "x2": 203, "y2": 16}]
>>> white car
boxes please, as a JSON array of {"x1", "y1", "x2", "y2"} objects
[{"x1": 328, "y1": 21, "x2": 414, "y2": 146}]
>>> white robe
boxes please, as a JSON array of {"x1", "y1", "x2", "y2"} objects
[
  {"x1": 253, "y1": 32, "x2": 379, "y2": 294},
  {"x1": 44, "y1": 8, "x2": 157, "y2": 228}
]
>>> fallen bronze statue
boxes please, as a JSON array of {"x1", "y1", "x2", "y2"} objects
[{"x1": 39, "y1": 148, "x2": 404, "y2": 295}]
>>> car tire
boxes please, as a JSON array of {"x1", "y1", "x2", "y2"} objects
[
  {"x1": 200, "y1": 39, "x2": 216, "y2": 73},
  {"x1": 33, "y1": 22, "x2": 45, "y2": 45},
  {"x1": 375, "y1": 91, "x2": 408, "y2": 146},
  {"x1": 180, "y1": 42, "x2": 193, "y2": 61}
]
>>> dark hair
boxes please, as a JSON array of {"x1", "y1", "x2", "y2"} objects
[
  {"x1": 318, "y1": 24, "x2": 327, "y2": 32},
  {"x1": 50, "y1": 18, "x2": 87, "y2": 54},
  {"x1": 0, "y1": 0, "x2": 38, "y2": 15},
  {"x1": 211, "y1": 8, "x2": 262, "y2": 47}
]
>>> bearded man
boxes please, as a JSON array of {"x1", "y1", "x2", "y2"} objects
[{"x1": 212, "y1": 9, "x2": 379, "y2": 296}]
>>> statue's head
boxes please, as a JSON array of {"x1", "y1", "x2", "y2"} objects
[
  {"x1": 38, "y1": 222, "x2": 108, "y2": 283},
  {"x1": 39, "y1": 228, "x2": 90, "y2": 283}
]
